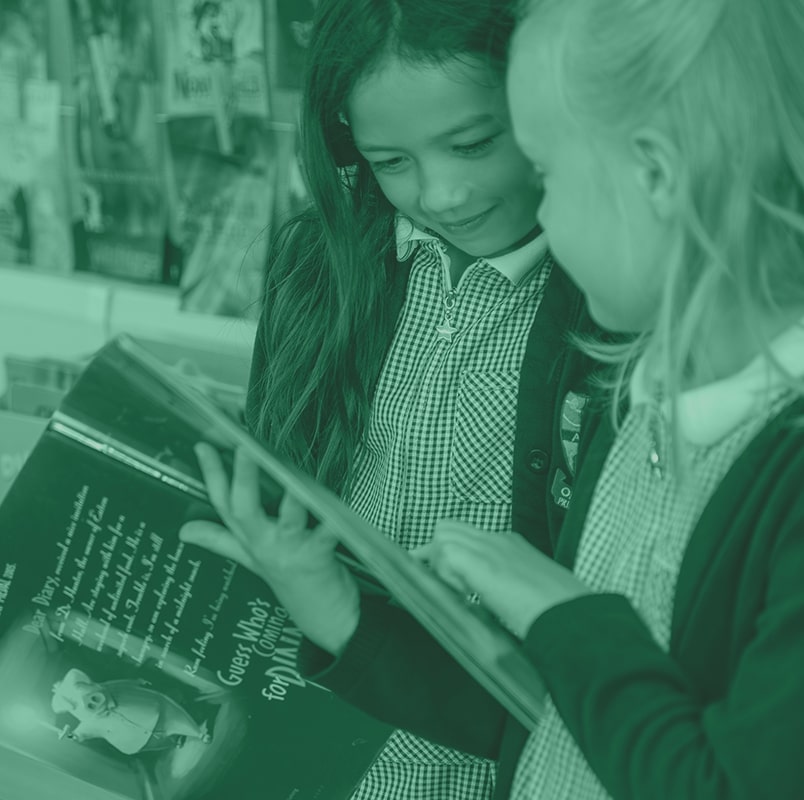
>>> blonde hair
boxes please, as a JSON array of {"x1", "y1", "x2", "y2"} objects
[{"x1": 520, "y1": 0, "x2": 804, "y2": 444}]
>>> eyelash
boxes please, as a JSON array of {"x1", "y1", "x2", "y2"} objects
[
  {"x1": 453, "y1": 135, "x2": 498, "y2": 156},
  {"x1": 369, "y1": 135, "x2": 500, "y2": 173}
]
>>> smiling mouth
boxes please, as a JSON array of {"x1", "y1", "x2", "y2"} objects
[{"x1": 438, "y1": 207, "x2": 496, "y2": 232}]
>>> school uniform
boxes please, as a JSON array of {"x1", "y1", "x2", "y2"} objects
[
  {"x1": 298, "y1": 322, "x2": 804, "y2": 799},
  {"x1": 247, "y1": 215, "x2": 594, "y2": 800}
]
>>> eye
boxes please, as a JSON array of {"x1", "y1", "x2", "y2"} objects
[
  {"x1": 453, "y1": 135, "x2": 499, "y2": 156},
  {"x1": 368, "y1": 156, "x2": 407, "y2": 174}
]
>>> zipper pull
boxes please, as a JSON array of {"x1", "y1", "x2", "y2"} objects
[{"x1": 436, "y1": 288, "x2": 459, "y2": 342}]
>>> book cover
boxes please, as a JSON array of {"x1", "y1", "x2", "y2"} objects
[
  {"x1": 269, "y1": 0, "x2": 317, "y2": 94},
  {"x1": 0, "y1": 341, "x2": 391, "y2": 800},
  {"x1": 67, "y1": 0, "x2": 171, "y2": 285}
]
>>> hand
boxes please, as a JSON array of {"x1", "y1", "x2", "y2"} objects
[
  {"x1": 412, "y1": 521, "x2": 591, "y2": 639},
  {"x1": 179, "y1": 443, "x2": 360, "y2": 655}
]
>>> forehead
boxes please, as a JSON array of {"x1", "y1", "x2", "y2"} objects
[
  {"x1": 506, "y1": 21, "x2": 572, "y2": 157},
  {"x1": 347, "y1": 56, "x2": 507, "y2": 147}
]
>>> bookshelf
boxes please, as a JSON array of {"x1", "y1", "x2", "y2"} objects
[{"x1": 0, "y1": 264, "x2": 257, "y2": 396}]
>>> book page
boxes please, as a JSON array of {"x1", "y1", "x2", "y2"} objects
[{"x1": 0, "y1": 431, "x2": 390, "y2": 800}]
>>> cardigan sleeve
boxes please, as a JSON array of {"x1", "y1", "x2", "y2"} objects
[
  {"x1": 522, "y1": 488, "x2": 804, "y2": 800},
  {"x1": 299, "y1": 593, "x2": 511, "y2": 760}
]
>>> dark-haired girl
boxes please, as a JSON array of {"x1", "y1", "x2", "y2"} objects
[{"x1": 182, "y1": 1, "x2": 592, "y2": 798}]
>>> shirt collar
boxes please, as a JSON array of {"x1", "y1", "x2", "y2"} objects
[
  {"x1": 395, "y1": 215, "x2": 548, "y2": 285},
  {"x1": 630, "y1": 317, "x2": 804, "y2": 446}
]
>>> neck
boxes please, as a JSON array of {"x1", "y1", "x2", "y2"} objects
[
  {"x1": 678, "y1": 304, "x2": 804, "y2": 391},
  {"x1": 441, "y1": 224, "x2": 543, "y2": 285}
]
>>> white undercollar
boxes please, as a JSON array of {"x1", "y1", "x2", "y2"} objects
[
  {"x1": 395, "y1": 215, "x2": 547, "y2": 285},
  {"x1": 630, "y1": 318, "x2": 804, "y2": 446}
]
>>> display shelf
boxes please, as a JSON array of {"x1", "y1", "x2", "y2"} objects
[{"x1": 0, "y1": 264, "x2": 257, "y2": 395}]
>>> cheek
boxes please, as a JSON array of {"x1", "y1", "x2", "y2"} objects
[
  {"x1": 372, "y1": 173, "x2": 417, "y2": 215},
  {"x1": 489, "y1": 148, "x2": 536, "y2": 194},
  {"x1": 489, "y1": 164, "x2": 543, "y2": 226}
]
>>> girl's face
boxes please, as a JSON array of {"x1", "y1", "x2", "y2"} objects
[
  {"x1": 346, "y1": 55, "x2": 542, "y2": 259},
  {"x1": 507, "y1": 19, "x2": 682, "y2": 332}
]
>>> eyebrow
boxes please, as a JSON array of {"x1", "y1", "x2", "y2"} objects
[{"x1": 354, "y1": 113, "x2": 499, "y2": 153}]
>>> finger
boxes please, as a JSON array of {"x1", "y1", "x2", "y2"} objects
[
  {"x1": 194, "y1": 443, "x2": 231, "y2": 512},
  {"x1": 431, "y1": 557, "x2": 474, "y2": 595},
  {"x1": 179, "y1": 520, "x2": 251, "y2": 567},
  {"x1": 416, "y1": 536, "x2": 490, "y2": 598},
  {"x1": 433, "y1": 520, "x2": 488, "y2": 544},
  {"x1": 276, "y1": 491, "x2": 309, "y2": 535},
  {"x1": 230, "y1": 446, "x2": 263, "y2": 523},
  {"x1": 432, "y1": 521, "x2": 502, "y2": 562},
  {"x1": 408, "y1": 522, "x2": 478, "y2": 563},
  {"x1": 408, "y1": 543, "x2": 433, "y2": 563},
  {"x1": 303, "y1": 523, "x2": 341, "y2": 559}
]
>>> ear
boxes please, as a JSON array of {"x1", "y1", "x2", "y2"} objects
[{"x1": 629, "y1": 127, "x2": 681, "y2": 221}]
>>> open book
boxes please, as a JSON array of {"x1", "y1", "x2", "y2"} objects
[
  {"x1": 0, "y1": 335, "x2": 546, "y2": 799},
  {"x1": 0, "y1": 338, "x2": 390, "y2": 800}
]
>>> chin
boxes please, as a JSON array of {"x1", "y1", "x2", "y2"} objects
[{"x1": 586, "y1": 297, "x2": 645, "y2": 334}]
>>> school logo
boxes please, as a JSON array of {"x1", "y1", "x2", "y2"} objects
[
  {"x1": 551, "y1": 390, "x2": 589, "y2": 509},
  {"x1": 560, "y1": 390, "x2": 588, "y2": 476}
]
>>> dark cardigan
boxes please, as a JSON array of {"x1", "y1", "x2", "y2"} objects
[{"x1": 303, "y1": 375, "x2": 804, "y2": 799}]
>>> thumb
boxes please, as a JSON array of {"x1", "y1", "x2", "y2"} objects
[{"x1": 277, "y1": 491, "x2": 309, "y2": 531}]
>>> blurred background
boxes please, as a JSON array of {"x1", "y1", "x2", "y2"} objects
[{"x1": 0, "y1": 0, "x2": 318, "y2": 497}]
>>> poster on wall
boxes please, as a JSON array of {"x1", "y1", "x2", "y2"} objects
[
  {"x1": 0, "y1": 0, "x2": 73, "y2": 273},
  {"x1": 68, "y1": 0, "x2": 172, "y2": 285}
]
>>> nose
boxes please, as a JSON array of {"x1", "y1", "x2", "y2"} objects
[
  {"x1": 417, "y1": 163, "x2": 471, "y2": 218},
  {"x1": 84, "y1": 690, "x2": 106, "y2": 713}
]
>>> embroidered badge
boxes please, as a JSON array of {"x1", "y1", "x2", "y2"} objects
[
  {"x1": 559, "y1": 390, "x2": 589, "y2": 477},
  {"x1": 551, "y1": 391, "x2": 589, "y2": 510}
]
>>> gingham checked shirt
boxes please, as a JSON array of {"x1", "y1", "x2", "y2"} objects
[
  {"x1": 347, "y1": 217, "x2": 552, "y2": 800},
  {"x1": 512, "y1": 321, "x2": 804, "y2": 800}
]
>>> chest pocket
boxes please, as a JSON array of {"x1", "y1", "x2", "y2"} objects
[{"x1": 450, "y1": 370, "x2": 519, "y2": 505}]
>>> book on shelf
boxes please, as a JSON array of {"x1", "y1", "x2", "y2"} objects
[
  {"x1": 0, "y1": 334, "x2": 547, "y2": 799},
  {"x1": 65, "y1": 0, "x2": 173, "y2": 285},
  {"x1": 0, "y1": 0, "x2": 73, "y2": 273},
  {"x1": 159, "y1": 0, "x2": 274, "y2": 318},
  {"x1": 161, "y1": 0, "x2": 271, "y2": 140},
  {"x1": 0, "y1": 337, "x2": 392, "y2": 800}
]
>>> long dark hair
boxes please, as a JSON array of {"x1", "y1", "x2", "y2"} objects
[{"x1": 254, "y1": 0, "x2": 517, "y2": 491}]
